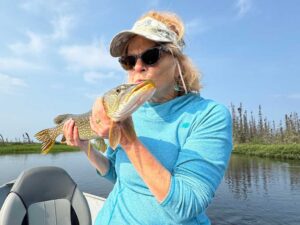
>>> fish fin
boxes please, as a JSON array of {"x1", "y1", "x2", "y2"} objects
[
  {"x1": 93, "y1": 138, "x2": 107, "y2": 153},
  {"x1": 109, "y1": 121, "x2": 121, "y2": 150},
  {"x1": 34, "y1": 128, "x2": 58, "y2": 154},
  {"x1": 61, "y1": 135, "x2": 66, "y2": 144},
  {"x1": 53, "y1": 114, "x2": 72, "y2": 124},
  {"x1": 121, "y1": 117, "x2": 137, "y2": 142}
]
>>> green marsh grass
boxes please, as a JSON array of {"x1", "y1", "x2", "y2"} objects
[
  {"x1": 0, "y1": 143, "x2": 79, "y2": 155},
  {"x1": 233, "y1": 144, "x2": 300, "y2": 160},
  {"x1": 2, "y1": 143, "x2": 300, "y2": 160}
]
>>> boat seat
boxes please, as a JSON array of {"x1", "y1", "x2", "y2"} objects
[
  {"x1": 0, "y1": 166, "x2": 92, "y2": 225},
  {"x1": 0, "y1": 181, "x2": 14, "y2": 210}
]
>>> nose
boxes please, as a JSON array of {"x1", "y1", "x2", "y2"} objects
[{"x1": 133, "y1": 58, "x2": 146, "y2": 72}]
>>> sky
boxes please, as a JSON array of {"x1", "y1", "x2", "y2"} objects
[{"x1": 0, "y1": 0, "x2": 299, "y2": 141}]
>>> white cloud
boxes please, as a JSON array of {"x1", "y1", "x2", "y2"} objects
[
  {"x1": 8, "y1": 15, "x2": 75, "y2": 56},
  {"x1": 59, "y1": 41, "x2": 121, "y2": 71},
  {"x1": 0, "y1": 57, "x2": 41, "y2": 70},
  {"x1": 83, "y1": 71, "x2": 118, "y2": 84},
  {"x1": 19, "y1": 0, "x2": 43, "y2": 12},
  {"x1": 185, "y1": 18, "x2": 208, "y2": 37},
  {"x1": 0, "y1": 73, "x2": 28, "y2": 94},
  {"x1": 235, "y1": 0, "x2": 252, "y2": 17},
  {"x1": 9, "y1": 31, "x2": 45, "y2": 55},
  {"x1": 19, "y1": 0, "x2": 71, "y2": 14},
  {"x1": 51, "y1": 15, "x2": 75, "y2": 40},
  {"x1": 18, "y1": 0, "x2": 76, "y2": 45}
]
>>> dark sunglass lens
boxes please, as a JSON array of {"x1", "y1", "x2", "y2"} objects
[
  {"x1": 142, "y1": 48, "x2": 160, "y2": 65},
  {"x1": 127, "y1": 56, "x2": 136, "y2": 67},
  {"x1": 119, "y1": 56, "x2": 136, "y2": 70}
]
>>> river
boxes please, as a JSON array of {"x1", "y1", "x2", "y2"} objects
[{"x1": 0, "y1": 152, "x2": 299, "y2": 224}]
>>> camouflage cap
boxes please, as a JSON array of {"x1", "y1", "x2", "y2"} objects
[{"x1": 110, "y1": 17, "x2": 185, "y2": 57}]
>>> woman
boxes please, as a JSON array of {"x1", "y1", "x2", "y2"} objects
[{"x1": 63, "y1": 11, "x2": 232, "y2": 225}]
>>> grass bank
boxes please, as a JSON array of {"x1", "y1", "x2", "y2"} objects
[
  {"x1": 2, "y1": 143, "x2": 300, "y2": 160},
  {"x1": 0, "y1": 143, "x2": 79, "y2": 155},
  {"x1": 233, "y1": 143, "x2": 300, "y2": 160}
]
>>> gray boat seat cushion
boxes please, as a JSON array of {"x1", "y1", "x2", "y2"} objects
[
  {"x1": 0, "y1": 166, "x2": 92, "y2": 225},
  {"x1": 0, "y1": 181, "x2": 14, "y2": 210},
  {"x1": 28, "y1": 199, "x2": 71, "y2": 225}
]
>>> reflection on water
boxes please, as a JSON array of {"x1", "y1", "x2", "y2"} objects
[
  {"x1": 207, "y1": 154, "x2": 300, "y2": 225},
  {"x1": 0, "y1": 152, "x2": 299, "y2": 224},
  {"x1": 226, "y1": 155, "x2": 300, "y2": 200}
]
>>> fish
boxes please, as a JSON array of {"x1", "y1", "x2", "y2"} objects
[{"x1": 34, "y1": 80, "x2": 156, "y2": 154}]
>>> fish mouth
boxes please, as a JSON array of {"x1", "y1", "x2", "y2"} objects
[
  {"x1": 124, "y1": 79, "x2": 156, "y2": 105},
  {"x1": 130, "y1": 79, "x2": 156, "y2": 95},
  {"x1": 112, "y1": 80, "x2": 156, "y2": 121}
]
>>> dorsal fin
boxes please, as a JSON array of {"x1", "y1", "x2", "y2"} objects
[{"x1": 53, "y1": 114, "x2": 72, "y2": 124}]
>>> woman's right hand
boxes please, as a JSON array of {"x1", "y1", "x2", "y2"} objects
[
  {"x1": 90, "y1": 97, "x2": 111, "y2": 138},
  {"x1": 63, "y1": 119, "x2": 89, "y2": 150},
  {"x1": 63, "y1": 118, "x2": 110, "y2": 174}
]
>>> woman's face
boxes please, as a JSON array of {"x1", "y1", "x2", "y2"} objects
[{"x1": 126, "y1": 36, "x2": 177, "y2": 103}]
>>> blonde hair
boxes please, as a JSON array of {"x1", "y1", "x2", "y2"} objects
[{"x1": 140, "y1": 11, "x2": 202, "y2": 94}]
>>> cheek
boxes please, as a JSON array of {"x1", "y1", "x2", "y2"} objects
[
  {"x1": 153, "y1": 61, "x2": 176, "y2": 83},
  {"x1": 127, "y1": 72, "x2": 134, "y2": 83}
]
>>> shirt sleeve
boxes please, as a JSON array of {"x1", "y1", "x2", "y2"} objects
[
  {"x1": 96, "y1": 146, "x2": 118, "y2": 183},
  {"x1": 160, "y1": 103, "x2": 233, "y2": 223}
]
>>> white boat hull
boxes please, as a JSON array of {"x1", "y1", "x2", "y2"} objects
[{"x1": 83, "y1": 192, "x2": 106, "y2": 224}]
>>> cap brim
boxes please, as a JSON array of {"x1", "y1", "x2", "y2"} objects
[{"x1": 110, "y1": 30, "x2": 171, "y2": 57}]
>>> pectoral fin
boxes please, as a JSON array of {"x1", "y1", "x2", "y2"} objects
[
  {"x1": 109, "y1": 121, "x2": 121, "y2": 150},
  {"x1": 121, "y1": 117, "x2": 137, "y2": 142},
  {"x1": 61, "y1": 135, "x2": 66, "y2": 144},
  {"x1": 94, "y1": 138, "x2": 107, "y2": 153}
]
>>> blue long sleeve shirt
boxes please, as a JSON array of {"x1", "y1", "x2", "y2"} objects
[{"x1": 95, "y1": 93, "x2": 233, "y2": 225}]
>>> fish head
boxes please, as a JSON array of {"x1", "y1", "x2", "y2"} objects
[{"x1": 102, "y1": 79, "x2": 156, "y2": 121}]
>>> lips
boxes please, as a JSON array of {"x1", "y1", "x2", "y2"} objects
[{"x1": 134, "y1": 79, "x2": 145, "y2": 84}]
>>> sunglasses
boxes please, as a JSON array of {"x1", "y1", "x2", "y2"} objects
[{"x1": 118, "y1": 46, "x2": 167, "y2": 70}]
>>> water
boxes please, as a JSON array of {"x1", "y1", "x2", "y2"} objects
[
  {"x1": 0, "y1": 152, "x2": 299, "y2": 224},
  {"x1": 207, "y1": 155, "x2": 300, "y2": 225}
]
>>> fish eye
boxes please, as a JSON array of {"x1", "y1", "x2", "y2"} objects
[{"x1": 116, "y1": 88, "x2": 121, "y2": 94}]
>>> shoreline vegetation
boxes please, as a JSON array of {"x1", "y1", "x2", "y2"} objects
[
  {"x1": 0, "y1": 143, "x2": 80, "y2": 155},
  {"x1": 1, "y1": 104, "x2": 299, "y2": 159},
  {"x1": 233, "y1": 144, "x2": 300, "y2": 160},
  {"x1": 231, "y1": 104, "x2": 299, "y2": 145},
  {"x1": 229, "y1": 104, "x2": 300, "y2": 160},
  {"x1": 0, "y1": 143, "x2": 300, "y2": 160}
]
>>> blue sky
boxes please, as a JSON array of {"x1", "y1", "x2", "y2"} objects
[{"x1": 0, "y1": 0, "x2": 299, "y2": 141}]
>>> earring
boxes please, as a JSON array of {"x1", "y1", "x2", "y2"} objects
[{"x1": 174, "y1": 82, "x2": 181, "y2": 92}]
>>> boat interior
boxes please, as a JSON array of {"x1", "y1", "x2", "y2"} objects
[{"x1": 0, "y1": 166, "x2": 101, "y2": 225}]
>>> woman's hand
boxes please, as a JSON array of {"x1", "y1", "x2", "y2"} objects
[
  {"x1": 90, "y1": 97, "x2": 111, "y2": 138},
  {"x1": 63, "y1": 119, "x2": 88, "y2": 149},
  {"x1": 63, "y1": 116, "x2": 111, "y2": 175}
]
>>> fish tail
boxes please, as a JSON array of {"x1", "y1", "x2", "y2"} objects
[{"x1": 34, "y1": 128, "x2": 59, "y2": 154}]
